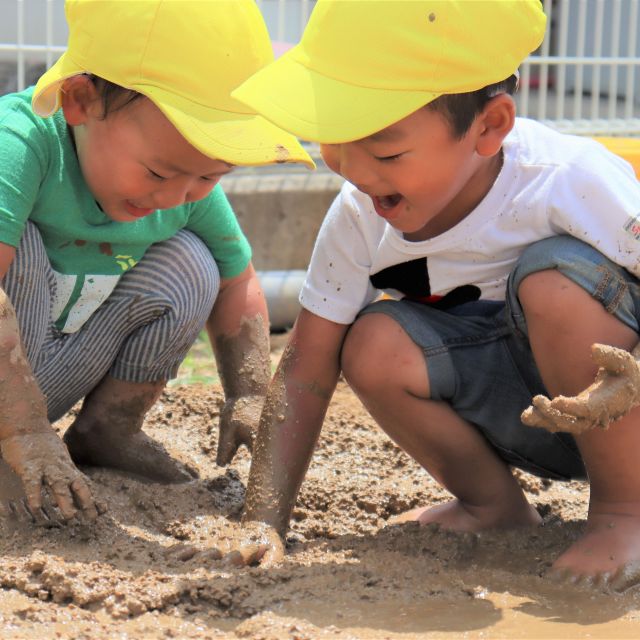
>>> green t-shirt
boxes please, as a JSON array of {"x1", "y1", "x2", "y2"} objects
[{"x1": 0, "y1": 88, "x2": 251, "y2": 332}]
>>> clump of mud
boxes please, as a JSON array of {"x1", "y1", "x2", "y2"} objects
[{"x1": 1, "y1": 382, "x2": 639, "y2": 639}]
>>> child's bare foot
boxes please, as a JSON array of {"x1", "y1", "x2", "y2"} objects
[
  {"x1": 550, "y1": 508, "x2": 640, "y2": 592},
  {"x1": 389, "y1": 497, "x2": 542, "y2": 532},
  {"x1": 64, "y1": 422, "x2": 196, "y2": 484}
]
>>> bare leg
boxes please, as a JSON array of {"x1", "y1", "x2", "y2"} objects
[
  {"x1": 63, "y1": 375, "x2": 195, "y2": 483},
  {"x1": 520, "y1": 270, "x2": 640, "y2": 589},
  {"x1": 342, "y1": 314, "x2": 540, "y2": 532}
]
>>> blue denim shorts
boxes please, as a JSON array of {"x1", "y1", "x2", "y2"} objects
[{"x1": 359, "y1": 235, "x2": 640, "y2": 480}]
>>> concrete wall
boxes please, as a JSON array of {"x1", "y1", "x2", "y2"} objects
[{"x1": 221, "y1": 168, "x2": 343, "y2": 272}]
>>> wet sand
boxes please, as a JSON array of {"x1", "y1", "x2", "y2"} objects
[{"x1": 1, "y1": 370, "x2": 640, "y2": 638}]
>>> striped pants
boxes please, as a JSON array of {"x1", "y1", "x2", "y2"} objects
[{"x1": 3, "y1": 223, "x2": 220, "y2": 422}]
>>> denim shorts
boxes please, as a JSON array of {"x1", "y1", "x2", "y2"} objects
[{"x1": 359, "y1": 235, "x2": 640, "y2": 480}]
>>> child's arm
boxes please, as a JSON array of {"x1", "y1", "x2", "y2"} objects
[
  {"x1": 0, "y1": 244, "x2": 100, "y2": 521},
  {"x1": 522, "y1": 341, "x2": 640, "y2": 434},
  {"x1": 223, "y1": 308, "x2": 350, "y2": 566},
  {"x1": 206, "y1": 262, "x2": 272, "y2": 465}
]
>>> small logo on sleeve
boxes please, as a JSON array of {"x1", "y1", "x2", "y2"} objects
[{"x1": 623, "y1": 214, "x2": 640, "y2": 240}]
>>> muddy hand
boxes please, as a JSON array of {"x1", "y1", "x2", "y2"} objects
[
  {"x1": 522, "y1": 343, "x2": 640, "y2": 435},
  {"x1": 223, "y1": 520, "x2": 285, "y2": 568},
  {"x1": 215, "y1": 394, "x2": 263, "y2": 466},
  {"x1": 0, "y1": 458, "x2": 63, "y2": 526},
  {"x1": 1, "y1": 431, "x2": 102, "y2": 521}
]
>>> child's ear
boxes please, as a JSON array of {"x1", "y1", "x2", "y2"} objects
[
  {"x1": 475, "y1": 94, "x2": 515, "y2": 157},
  {"x1": 60, "y1": 75, "x2": 101, "y2": 126}
]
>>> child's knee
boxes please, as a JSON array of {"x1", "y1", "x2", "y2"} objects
[
  {"x1": 341, "y1": 315, "x2": 383, "y2": 387},
  {"x1": 341, "y1": 313, "x2": 429, "y2": 398},
  {"x1": 137, "y1": 231, "x2": 220, "y2": 318},
  {"x1": 518, "y1": 269, "x2": 578, "y2": 325},
  {"x1": 167, "y1": 233, "x2": 220, "y2": 304}
]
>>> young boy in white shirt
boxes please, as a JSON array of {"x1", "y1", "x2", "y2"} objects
[{"x1": 227, "y1": 0, "x2": 640, "y2": 591}]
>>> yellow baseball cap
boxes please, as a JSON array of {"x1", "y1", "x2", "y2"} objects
[
  {"x1": 32, "y1": 0, "x2": 315, "y2": 168},
  {"x1": 233, "y1": 0, "x2": 547, "y2": 144}
]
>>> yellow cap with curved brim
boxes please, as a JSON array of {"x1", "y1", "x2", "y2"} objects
[
  {"x1": 33, "y1": 0, "x2": 314, "y2": 169},
  {"x1": 232, "y1": 0, "x2": 547, "y2": 144}
]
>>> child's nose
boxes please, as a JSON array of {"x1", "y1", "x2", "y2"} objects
[{"x1": 152, "y1": 181, "x2": 191, "y2": 210}]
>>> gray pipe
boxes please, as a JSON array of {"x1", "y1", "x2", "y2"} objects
[{"x1": 257, "y1": 270, "x2": 306, "y2": 331}]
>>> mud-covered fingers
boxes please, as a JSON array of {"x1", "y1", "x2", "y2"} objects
[
  {"x1": 69, "y1": 476, "x2": 100, "y2": 520},
  {"x1": 259, "y1": 540, "x2": 285, "y2": 567},
  {"x1": 21, "y1": 475, "x2": 45, "y2": 516},
  {"x1": 222, "y1": 533, "x2": 284, "y2": 567},
  {"x1": 95, "y1": 498, "x2": 108, "y2": 516},
  {"x1": 543, "y1": 393, "x2": 595, "y2": 420},
  {"x1": 215, "y1": 431, "x2": 238, "y2": 467},
  {"x1": 225, "y1": 543, "x2": 268, "y2": 567},
  {"x1": 216, "y1": 418, "x2": 253, "y2": 467},
  {"x1": 546, "y1": 565, "x2": 571, "y2": 584},
  {"x1": 538, "y1": 396, "x2": 595, "y2": 432},
  {"x1": 228, "y1": 521, "x2": 285, "y2": 567},
  {"x1": 217, "y1": 395, "x2": 263, "y2": 466},
  {"x1": 546, "y1": 565, "x2": 589, "y2": 587},
  {"x1": 28, "y1": 500, "x2": 63, "y2": 528},
  {"x1": 546, "y1": 565, "x2": 637, "y2": 594},
  {"x1": 37, "y1": 494, "x2": 66, "y2": 527},
  {"x1": 591, "y1": 343, "x2": 640, "y2": 379},
  {"x1": 551, "y1": 387, "x2": 635, "y2": 425},
  {"x1": 44, "y1": 475, "x2": 78, "y2": 521},
  {"x1": 3, "y1": 496, "x2": 57, "y2": 527},
  {"x1": 567, "y1": 571, "x2": 607, "y2": 591},
  {"x1": 524, "y1": 344, "x2": 640, "y2": 431},
  {"x1": 8, "y1": 497, "x2": 36, "y2": 522},
  {"x1": 197, "y1": 547, "x2": 222, "y2": 563},
  {"x1": 590, "y1": 571, "x2": 614, "y2": 592},
  {"x1": 521, "y1": 396, "x2": 585, "y2": 432},
  {"x1": 607, "y1": 562, "x2": 640, "y2": 593}
]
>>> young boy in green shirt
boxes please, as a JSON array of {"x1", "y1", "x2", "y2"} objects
[
  {"x1": 225, "y1": 0, "x2": 640, "y2": 590},
  {"x1": 0, "y1": 0, "x2": 313, "y2": 523}
]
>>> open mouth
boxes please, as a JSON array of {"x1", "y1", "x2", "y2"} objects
[
  {"x1": 125, "y1": 201, "x2": 155, "y2": 218},
  {"x1": 371, "y1": 193, "x2": 404, "y2": 220},
  {"x1": 375, "y1": 194, "x2": 402, "y2": 210}
]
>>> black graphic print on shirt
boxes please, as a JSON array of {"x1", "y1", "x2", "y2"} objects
[{"x1": 370, "y1": 257, "x2": 481, "y2": 310}]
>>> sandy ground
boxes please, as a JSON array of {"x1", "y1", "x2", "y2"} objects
[{"x1": 2, "y1": 343, "x2": 640, "y2": 639}]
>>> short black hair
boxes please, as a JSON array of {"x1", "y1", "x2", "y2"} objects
[
  {"x1": 426, "y1": 75, "x2": 518, "y2": 139},
  {"x1": 88, "y1": 75, "x2": 142, "y2": 117}
]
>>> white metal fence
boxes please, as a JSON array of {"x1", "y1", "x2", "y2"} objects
[{"x1": 0, "y1": 0, "x2": 638, "y2": 136}]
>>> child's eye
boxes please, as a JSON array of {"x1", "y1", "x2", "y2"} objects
[
  {"x1": 147, "y1": 168, "x2": 167, "y2": 181},
  {"x1": 375, "y1": 153, "x2": 404, "y2": 163}
]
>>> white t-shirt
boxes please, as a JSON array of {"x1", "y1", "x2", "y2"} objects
[{"x1": 300, "y1": 118, "x2": 640, "y2": 324}]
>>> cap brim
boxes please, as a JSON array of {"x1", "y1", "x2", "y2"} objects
[
  {"x1": 232, "y1": 50, "x2": 439, "y2": 144},
  {"x1": 140, "y1": 84, "x2": 314, "y2": 168},
  {"x1": 32, "y1": 54, "x2": 314, "y2": 169},
  {"x1": 32, "y1": 52, "x2": 86, "y2": 116}
]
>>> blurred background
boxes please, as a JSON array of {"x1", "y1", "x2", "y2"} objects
[{"x1": 1, "y1": 0, "x2": 639, "y2": 133}]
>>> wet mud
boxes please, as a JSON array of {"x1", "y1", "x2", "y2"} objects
[
  {"x1": 1, "y1": 367, "x2": 640, "y2": 637},
  {"x1": 523, "y1": 342, "x2": 640, "y2": 434}
]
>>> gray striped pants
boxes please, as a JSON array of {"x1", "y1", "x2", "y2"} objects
[{"x1": 3, "y1": 223, "x2": 220, "y2": 422}]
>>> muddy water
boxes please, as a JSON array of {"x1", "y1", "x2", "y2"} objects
[{"x1": 1, "y1": 381, "x2": 639, "y2": 639}]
